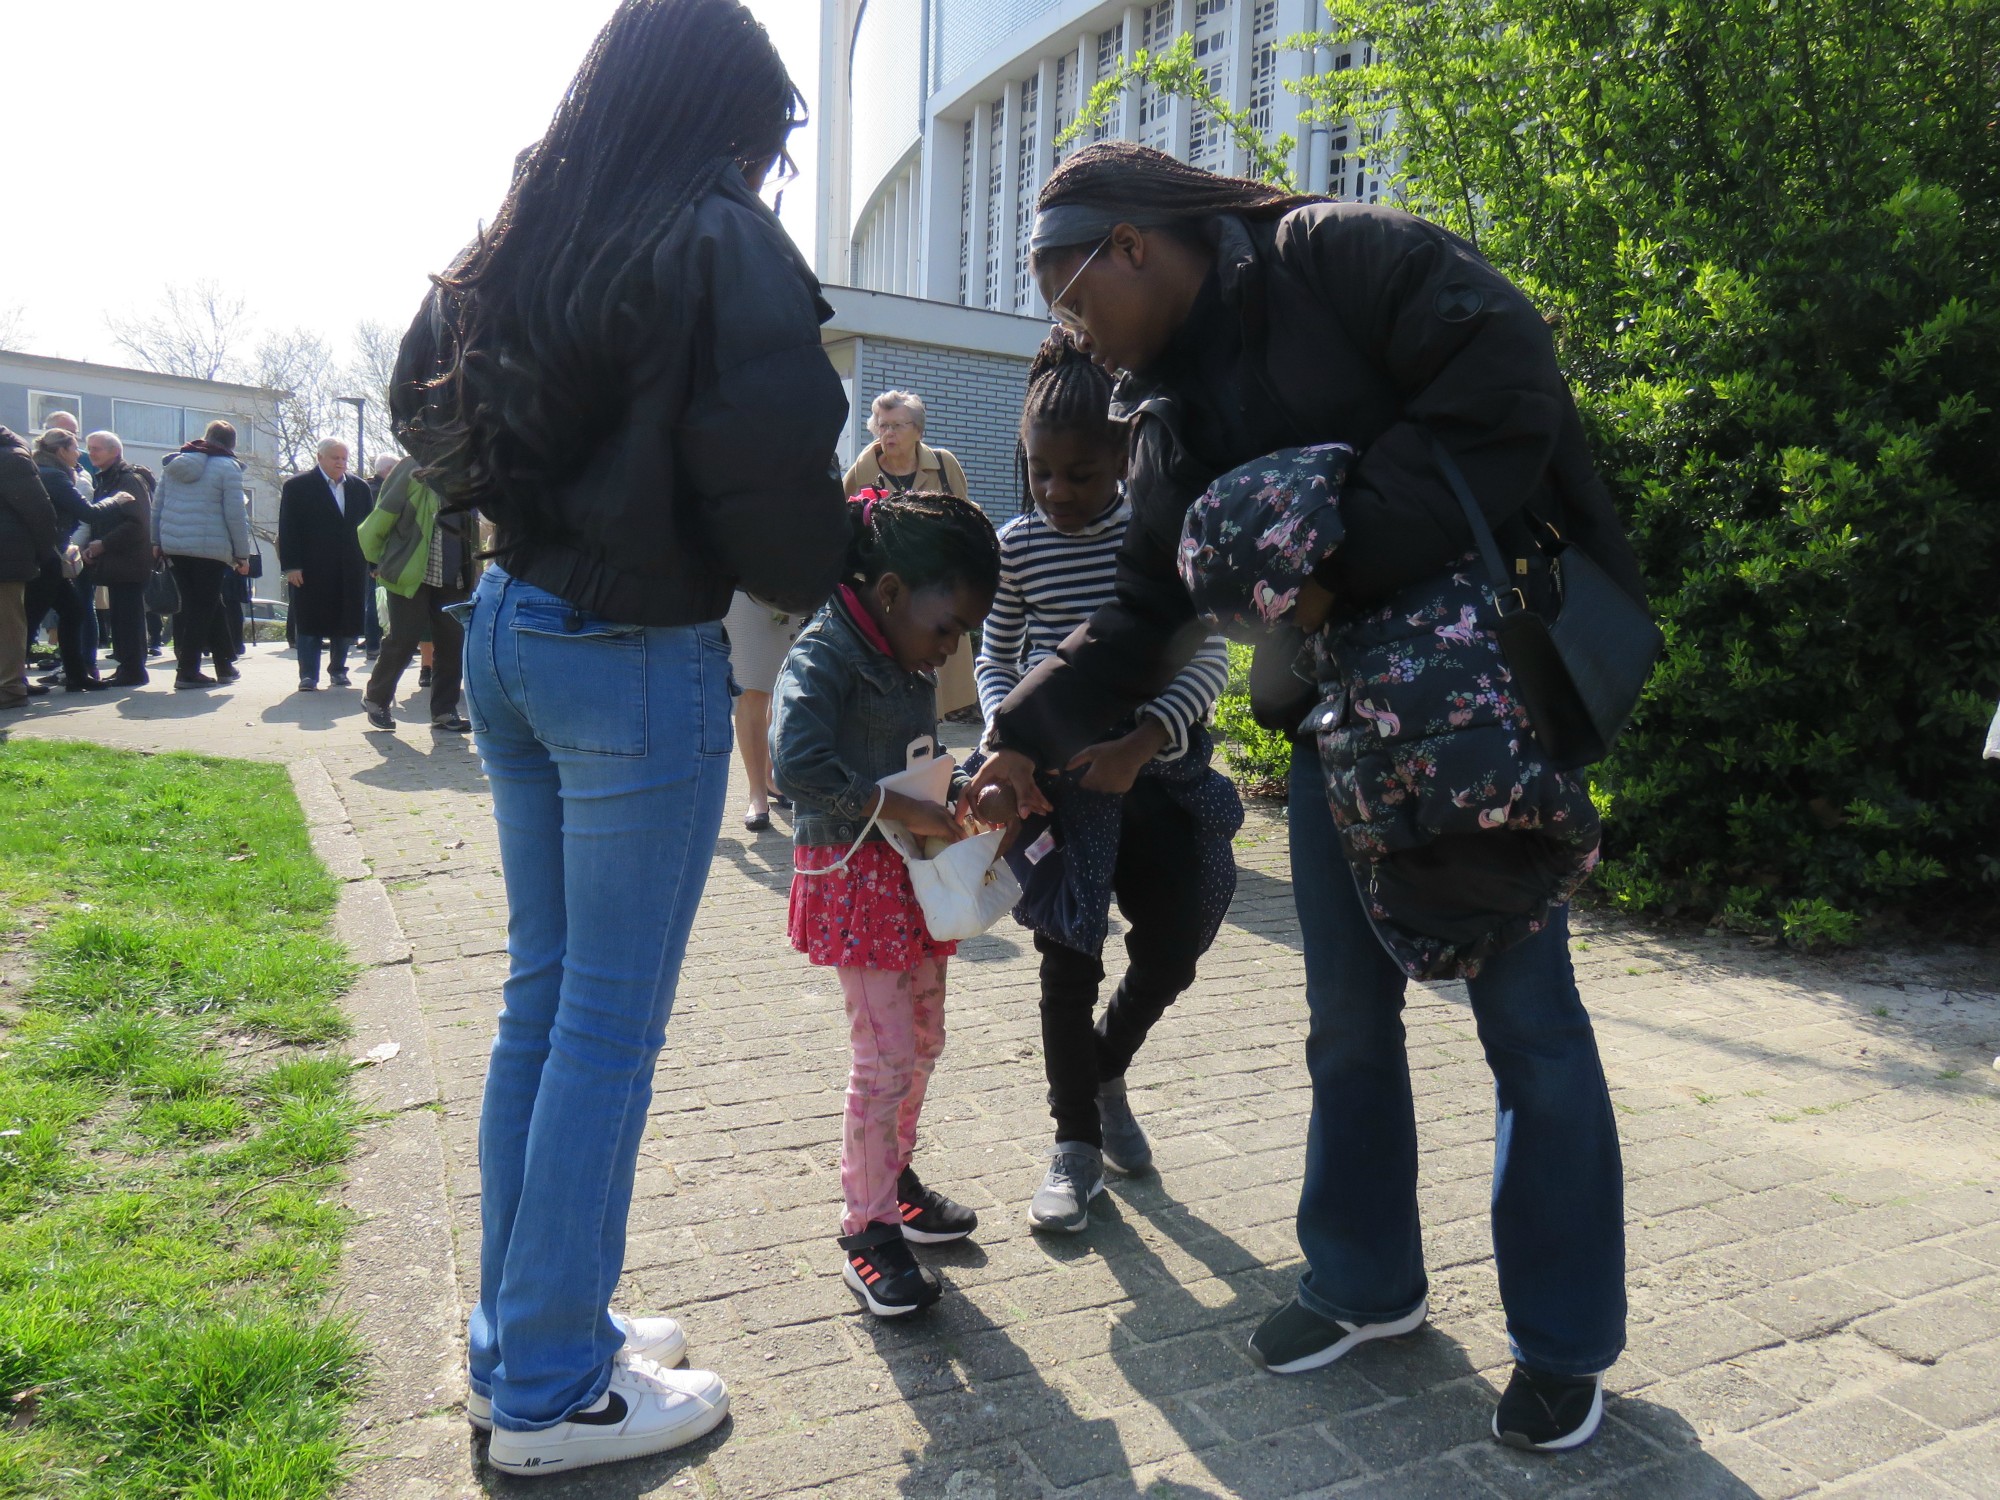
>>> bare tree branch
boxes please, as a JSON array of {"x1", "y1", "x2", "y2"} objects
[
  {"x1": 341, "y1": 320, "x2": 404, "y2": 465},
  {"x1": 108, "y1": 279, "x2": 251, "y2": 381},
  {"x1": 0, "y1": 304, "x2": 28, "y2": 351},
  {"x1": 249, "y1": 328, "x2": 340, "y2": 476}
]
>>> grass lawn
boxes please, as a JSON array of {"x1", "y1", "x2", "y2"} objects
[{"x1": 0, "y1": 739, "x2": 363, "y2": 1497}]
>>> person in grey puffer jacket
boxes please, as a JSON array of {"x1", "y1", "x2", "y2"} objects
[{"x1": 152, "y1": 419, "x2": 251, "y2": 689}]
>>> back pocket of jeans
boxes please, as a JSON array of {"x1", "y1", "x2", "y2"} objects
[{"x1": 510, "y1": 612, "x2": 647, "y2": 756}]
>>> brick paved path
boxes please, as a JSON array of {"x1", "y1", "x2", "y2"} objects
[{"x1": 8, "y1": 643, "x2": 1999, "y2": 1498}]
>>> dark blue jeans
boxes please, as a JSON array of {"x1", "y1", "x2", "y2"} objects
[{"x1": 1287, "y1": 742, "x2": 1626, "y2": 1375}]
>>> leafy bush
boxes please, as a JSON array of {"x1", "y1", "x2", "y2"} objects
[
  {"x1": 1213, "y1": 642, "x2": 1294, "y2": 795},
  {"x1": 1273, "y1": 0, "x2": 2000, "y2": 934}
]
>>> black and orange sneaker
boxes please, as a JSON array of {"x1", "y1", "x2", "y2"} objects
[
  {"x1": 839, "y1": 1222, "x2": 941, "y2": 1317},
  {"x1": 896, "y1": 1165, "x2": 978, "y2": 1244}
]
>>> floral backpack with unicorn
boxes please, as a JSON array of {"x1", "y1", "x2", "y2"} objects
[{"x1": 1179, "y1": 442, "x2": 1601, "y2": 980}]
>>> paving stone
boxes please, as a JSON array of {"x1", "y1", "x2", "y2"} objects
[
  {"x1": 1731, "y1": 1274, "x2": 1894, "y2": 1341},
  {"x1": 1325, "y1": 1383, "x2": 1498, "y2": 1472},
  {"x1": 1855, "y1": 1283, "x2": 2000, "y2": 1365},
  {"x1": 1631, "y1": 1305, "x2": 1784, "y2": 1379},
  {"x1": 1909, "y1": 1425, "x2": 2000, "y2": 1496},
  {"x1": 1880, "y1": 1338, "x2": 2000, "y2": 1430},
  {"x1": 1638, "y1": 1363, "x2": 1804, "y2": 1437},
  {"x1": 1753, "y1": 1395, "x2": 1944, "y2": 1483},
  {"x1": 1194, "y1": 1426, "x2": 1363, "y2": 1498}
]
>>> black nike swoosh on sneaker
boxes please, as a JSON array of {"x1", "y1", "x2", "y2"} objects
[{"x1": 565, "y1": 1392, "x2": 628, "y2": 1427}]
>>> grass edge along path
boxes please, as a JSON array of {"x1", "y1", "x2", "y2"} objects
[{"x1": 0, "y1": 739, "x2": 364, "y2": 1498}]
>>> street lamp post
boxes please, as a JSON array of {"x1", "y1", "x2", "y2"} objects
[{"x1": 334, "y1": 395, "x2": 367, "y2": 481}]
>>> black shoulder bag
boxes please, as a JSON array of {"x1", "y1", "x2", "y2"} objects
[{"x1": 1431, "y1": 438, "x2": 1662, "y2": 771}]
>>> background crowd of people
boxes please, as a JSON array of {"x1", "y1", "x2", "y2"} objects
[{"x1": 0, "y1": 420, "x2": 471, "y2": 731}]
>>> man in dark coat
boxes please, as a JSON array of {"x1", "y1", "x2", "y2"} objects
[
  {"x1": 278, "y1": 438, "x2": 374, "y2": 691},
  {"x1": 82, "y1": 432, "x2": 154, "y2": 686},
  {"x1": 0, "y1": 427, "x2": 60, "y2": 709}
]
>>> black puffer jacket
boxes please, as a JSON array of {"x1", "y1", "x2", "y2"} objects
[
  {"x1": 398, "y1": 171, "x2": 849, "y2": 627},
  {"x1": 0, "y1": 428, "x2": 57, "y2": 584},
  {"x1": 990, "y1": 204, "x2": 1647, "y2": 764}
]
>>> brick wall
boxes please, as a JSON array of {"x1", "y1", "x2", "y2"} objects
[{"x1": 857, "y1": 338, "x2": 1032, "y2": 523}]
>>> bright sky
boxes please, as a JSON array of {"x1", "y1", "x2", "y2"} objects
[{"x1": 0, "y1": 0, "x2": 823, "y2": 370}]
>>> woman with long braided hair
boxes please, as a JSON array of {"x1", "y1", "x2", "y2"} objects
[
  {"x1": 390, "y1": 0, "x2": 848, "y2": 1473},
  {"x1": 962, "y1": 141, "x2": 1650, "y2": 1452}
]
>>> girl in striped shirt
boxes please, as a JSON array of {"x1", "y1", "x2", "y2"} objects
[{"x1": 974, "y1": 331, "x2": 1241, "y2": 1234}]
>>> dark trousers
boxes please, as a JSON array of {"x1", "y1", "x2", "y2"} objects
[
  {"x1": 147, "y1": 610, "x2": 168, "y2": 652},
  {"x1": 366, "y1": 583, "x2": 467, "y2": 716},
  {"x1": 168, "y1": 556, "x2": 236, "y2": 681},
  {"x1": 1037, "y1": 778, "x2": 1208, "y2": 1147},
  {"x1": 25, "y1": 569, "x2": 93, "y2": 684},
  {"x1": 363, "y1": 583, "x2": 382, "y2": 654},
  {"x1": 104, "y1": 580, "x2": 147, "y2": 680},
  {"x1": 1287, "y1": 742, "x2": 1626, "y2": 1374}
]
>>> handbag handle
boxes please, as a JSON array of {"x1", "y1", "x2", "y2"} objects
[
  {"x1": 794, "y1": 788, "x2": 887, "y2": 877},
  {"x1": 1429, "y1": 437, "x2": 1521, "y2": 612}
]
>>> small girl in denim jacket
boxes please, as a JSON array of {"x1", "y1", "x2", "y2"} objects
[{"x1": 770, "y1": 489, "x2": 1001, "y2": 1318}]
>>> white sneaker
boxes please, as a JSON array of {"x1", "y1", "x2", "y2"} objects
[
  {"x1": 468, "y1": 1315, "x2": 688, "y2": 1430},
  {"x1": 484, "y1": 1358, "x2": 728, "y2": 1476}
]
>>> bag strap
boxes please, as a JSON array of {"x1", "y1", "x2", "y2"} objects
[
  {"x1": 1429, "y1": 436, "x2": 1521, "y2": 613},
  {"x1": 794, "y1": 788, "x2": 887, "y2": 877}
]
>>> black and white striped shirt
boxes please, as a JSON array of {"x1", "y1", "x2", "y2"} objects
[{"x1": 976, "y1": 497, "x2": 1230, "y2": 761}]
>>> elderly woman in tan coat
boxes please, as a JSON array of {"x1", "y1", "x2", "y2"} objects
[
  {"x1": 840, "y1": 390, "x2": 978, "y2": 713},
  {"x1": 841, "y1": 390, "x2": 969, "y2": 501}
]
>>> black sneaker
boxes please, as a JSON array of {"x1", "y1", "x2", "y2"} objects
[
  {"x1": 174, "y1": 674, "x2": 216, "y2": 691},
  {"x1": 361, "y1": 699, "x2": 395, "y2": 730},
  {"x1": 418, "y1": 665, "x2": 433, "y2": 687},
  {"x1": 328, "y1": 671, "x2": 352, "y2": 688},
  {"x1": 215, "y1": 663, "x2": 240, "y2": 683},
  {"x1": 896, "y1": 1165, "x2": 977, "y2": 1244},
  {"x1": 1493, "y1": 1365, "x2": 1605, "y2": 1452},
  {"x1": 839, "y1": 1222, "x2": 940, "y2": 1317},
  {"x1": 1249, "y1": 1295, "x2": 1429, "y2": 1374}
]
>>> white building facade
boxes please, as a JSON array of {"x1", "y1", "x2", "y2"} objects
[{"x1": 818, "y1": 0, "x2": 1388, "y2": 311}]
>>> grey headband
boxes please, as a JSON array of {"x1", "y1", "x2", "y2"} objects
[{"x1": 1028, "y1": 203, "x2": 1175, "y2": 253}]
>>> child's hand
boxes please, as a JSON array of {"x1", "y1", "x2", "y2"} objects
[
  {"x1": 959, "y1": 748, "x2": 1052, "y2": 819},
  {"x1": 882, "y1": 790, "x2": 967, "y2": 843},
  {"x1": 1066, "y1": 717, "x2": 1171, "y2": 795},
  {"x1": 972, "y1": 783, "x2": 1018, "y2": 827}
]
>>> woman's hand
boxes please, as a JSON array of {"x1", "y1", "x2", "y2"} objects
[
  {"x1": 959, "y1": 747, "x2": 1051, "y2": 819},
  {"x1": 1066, "y1": 717, "x2": 1170, "y2": 795},
  {"x1": 881, "y1": 790, "x2": 967, "y2": 843},
  {"x1": 1293, "y1": 577, "x2": 1337, "y2": 635},
  {"x1": 284, "y1": 569, "x2": 304, "y2": 588}
]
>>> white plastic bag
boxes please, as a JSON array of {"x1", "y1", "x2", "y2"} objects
[
  {"x1": 798, "y1": 738, "x2": 1020, "y2": 942},
  {"x1": 1985, "y1": 699, "x2": 2000, "y2": 761}
]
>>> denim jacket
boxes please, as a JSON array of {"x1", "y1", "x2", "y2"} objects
[{"x1": 771, "y1": 596, "x2": 967, "y2": 848}]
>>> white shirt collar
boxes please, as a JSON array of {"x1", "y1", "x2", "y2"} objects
[{"x1": 319, "y1": 467, "x2": 344, "y2": 493}]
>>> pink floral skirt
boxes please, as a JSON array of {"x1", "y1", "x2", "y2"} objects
[{"x1": 789, "y1": 839, "x2": 957, "y2": 972}]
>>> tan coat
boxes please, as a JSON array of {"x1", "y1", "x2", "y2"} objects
[
  {"x1": 839, "y1": 440, "x2": 978, "y2": 715},
  {"x1": 842, "y1": 441, "x2": 969, "y2": 503}
]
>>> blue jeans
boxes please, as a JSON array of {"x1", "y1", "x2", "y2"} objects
[
  {"x1": 458, "y1": 566, "x2": 734, "y2": 1430},
  {"x1": 1287, "y1": 742, "x2": 1625, "y2": 1375},
  {"x1": 297, "y1": 635, "x2": 352, "y2": 683}
]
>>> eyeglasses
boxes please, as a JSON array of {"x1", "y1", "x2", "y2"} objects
[{"x1": 1047, "y1": 237, "x2": 1110, "y2": 335}]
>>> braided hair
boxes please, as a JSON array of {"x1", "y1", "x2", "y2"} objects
[
  {"x1": 391, "y1": 0, "x2": 804, "y2": 526},
  {"x1": 845, "y1": 489, "x2": 1001, "y2": 598},
  {"x1": 1017, "y1": 327, "x2": 1121, "y2": 510},
  {"x1": 1032, "y1": 141, "x2": 1319, "y2": 265}
]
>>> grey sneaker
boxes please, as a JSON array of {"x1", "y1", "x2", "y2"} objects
[
  {"x1": 1029, "y1": 1143, "x2": 1105, "y2": 1234},
  {"x1": 1097, "y1": 1076, "x2": 1153, "y2": 1173},
  {"x1": 361, "y1": 698, "x2": 394, "y2": 730}
]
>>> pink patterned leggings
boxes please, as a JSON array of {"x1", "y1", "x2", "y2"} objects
[{"x1": 837, "y1": 956, "x2": 947, "y2": 1235}]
